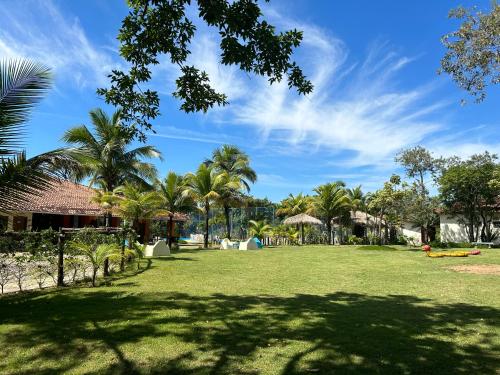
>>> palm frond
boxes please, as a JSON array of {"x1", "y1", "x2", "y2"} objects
[{"x1": 0, "y1": 59, "x2": 52, "y2": 156}]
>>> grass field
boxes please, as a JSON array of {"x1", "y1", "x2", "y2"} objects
[{"x1": 0, "y1": 246, "x2": 499, "y2": 374}]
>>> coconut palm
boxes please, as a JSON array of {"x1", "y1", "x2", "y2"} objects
[
  {"x1": 114, "y1": 183, "x2": 164, "y2": 270},
  {"x1": 114, "y1": 183, "x2": 164, "y2": 236},
  {"x1": 276, "y1": 193, "x2": 312, "y2": 218},
  {"x1": 248, "y1": 220, "x2": 271, "y2": 242},
  {"x1": 207, "y1": 145, "x2": 256, "y2": 239},
  {"x1": 157, "y1": 172, "x2": 194, "y2": 247},
  {"x1": 61, "y1": 108, "x2": 161, "y2": 192},
  {"x1": 183, "y1": 163, "x2": 240, "y2": 248},
  {"x1": 91, "y1": 190, "x2": 120, "y2": 227},
  {"x1": 347, "y1": 185, "x2": 365, "y2": 215},
  {"x1": 0, "y1": 59, "x2": 57, "y2": 207},
  {"x1": 313, "y1": 182, "x2": 351, "y2": 245}
]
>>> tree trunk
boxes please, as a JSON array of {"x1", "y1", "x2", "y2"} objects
[
  {"x1": 120, "y1": 230, "x2": 126, "y2": 272},
  {"x1": 224, "y1": 205, "x2": 231, "y2": 239},
  {"x1": 326, "y1": 220, "x2": 332, "y2": 245},
  {"x1": 168, "y1": 214, "x2": 174, "y2": 248},
  {"x1": 57, "y1": 230, "x2": 64, "y2": 287},
  {"x1": 468, "y1": 213, "x2": 476, "y2": 243},
  {"x1": 105, "y1": 212, "x2": 112, "y2": 227},
  {"x1": 103, "y1": 258, "x2": 110, "y2": 276},
  {"x1": 204, "y1": 201, "x2": 210, "y2": 248},
  {"x1": 92, "y1": 268, "x2": 97, "y2": 287}
]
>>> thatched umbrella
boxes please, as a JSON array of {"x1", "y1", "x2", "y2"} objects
[{"x1": 283, "y1": 213, "x2": 323, "y2": 245}]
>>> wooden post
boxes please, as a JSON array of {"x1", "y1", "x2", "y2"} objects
[
  {"x1": 301, "y1": 223, "x2": 305, "y2": 245},
  {"x1": 57, "y1": 229, "x2": 64, "y2": 287}
]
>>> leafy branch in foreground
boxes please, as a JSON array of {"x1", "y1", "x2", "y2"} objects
[
  {"x1": 98, "y1": 0, "x2": 313, "y2": 141},
  {"x1": 440, "y1": 2, "x2": 499, "y2": 103}
]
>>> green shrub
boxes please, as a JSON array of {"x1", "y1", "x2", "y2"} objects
[{"x1": 347, "y1": 235, "x2": 363, "y2": 245}]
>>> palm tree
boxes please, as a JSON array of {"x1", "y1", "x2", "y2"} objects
[
  {"x1": 183, "y1": 163, "x2": 240, "y2": 248},
  {"x1": 347, "y1": 185, "x2": 365, "y2": 215},
  {"x1": 114, "y1": 183, "x2": 164, "y2": 270},
  {"x1": 157, "y1": 172, "x2": 194, "y2": 248},
  {"x1": 313, "y1": 182, "x2": 351, "y2": 245},
  {"x1": 276, "y1": 193, "x2": 312, "y2": 218},
  {"x1": 68, "y1": 241, "x2": 120, "y2": 287},
  {"x1": 91, "y1": 190, "x2": 120, "y2": 227},
  {"x1": 114, "y1": 183, "x2": 164, "y2": 237},
  {"x1": 248, "y1": 220, "x2": 271, "y2": 242},
  {"x1": 0, "y1": 59, "x2": 57, "y2": 207},
  {"x1": 61, "y1": 108, "x2": 161, "y2": 192},
  {"x1": 207, "y1": 145, "x2": 256, "y2": 239}
]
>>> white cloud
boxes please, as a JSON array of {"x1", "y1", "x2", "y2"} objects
[{"x1": 0, "y1": 0, "x2": 120, "y2": 89}]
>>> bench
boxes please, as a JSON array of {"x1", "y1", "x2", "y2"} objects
[{"x1": 472, "y1": 242, "x2": 494, "y2": 248}]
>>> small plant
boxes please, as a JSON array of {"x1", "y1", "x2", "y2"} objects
[
  {"x1": 30, "y1": 255, "x2": 49, "y2": 289},
  {"x1": 367, "y1": 233, "x2": 381, "y2": 245},
  {"x1": 0, "y1": 253, "x2": 13, "y2": 294},
  {"x1": 12, "y1": 254, "x2": 30, "y2": 291},
  {"x1": 347, "y1": 235, "x2": 363, "y2": 245},
  {"x1": 68, "y1": 242, "x2": 120, "y2": 287}
]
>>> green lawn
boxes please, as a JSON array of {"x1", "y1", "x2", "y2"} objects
[{"x1": 1, "y1": 246, "x2": 499, "y2": 374}]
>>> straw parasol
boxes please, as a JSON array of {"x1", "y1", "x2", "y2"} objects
[{"x1": 283, "y1": 213, "x2": 323, "y2": 245}]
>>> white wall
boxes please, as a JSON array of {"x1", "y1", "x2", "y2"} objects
[
  {"x1": 440, "y1": 214, "x2": 500, "y2": 244},
  {"x1": 401, "y1": 223, "x2": 421, "y2": 245}
]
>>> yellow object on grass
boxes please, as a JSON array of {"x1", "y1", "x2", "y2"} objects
[{"x1": 427, "y1": 251, "x2": 470, "y2": 258}]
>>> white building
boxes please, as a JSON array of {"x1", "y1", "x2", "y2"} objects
[{"x1": 440, "y1": 214, "x2": 500, "y2": 245}]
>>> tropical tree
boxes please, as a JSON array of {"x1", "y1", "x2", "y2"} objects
[
  {"x1": 68, "y1": 242, "x2": 120, "y2": 287},
  {"x1": 439, "y1": 152, "x2": 500, "y2": 242},
  {"x1": 91, "y1": 190, "x2": 120, "y2": 227},
  {"x1": 157, "y1": 172, "x2": 194, "y2": 247},
  {"x1": 98, "y1": 1, "x2": 312, "y2": 140},
  {"x1": 396, "y1": 146, "x2": 439, "y2": 242},
  {"x1": 276, "y1": 193, "x2": 312, "y2": 218},
  {"x1": 207, "y1": 145, "x2": 257, "y2": 239},
  {"x1": 248, "y1": 220, "x2": 271, "y2": 242},
  {"x1": 313, "y1": 183, "x2": 351, "y2": 245},
  {"x1": 114, "y1": 183, "x2": 164, "y2": 237},
  {"x1": 0, "y1": 59, "x2": 63, "y2": 207},
  {"x1": 183, "y1": 164, "x2": 240, "y2": 248},
  {"x1": 61, "y1": 108, "x2": 161, "y2": 192},
  {"x1": 114, "y1": 183, "x2": 164, "y2": 270},
  {"x1": 347, "y1": 185, "x2": 365, "y2": 215},
  {"x1": 440, "y1": 3, "x2": 499, "y2": 103}
]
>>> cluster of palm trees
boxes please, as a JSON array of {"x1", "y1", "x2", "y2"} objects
[
  {"x1": 276, "y1": 182, "x2": 369, "y2": 245},
  {"x1": 62, "y1": 109, "x2": 257, "y2": 249}
]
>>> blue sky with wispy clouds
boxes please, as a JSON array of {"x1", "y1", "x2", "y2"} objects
[{"x1": 1, "y1": 0, "x2": 499, "y2": 201}]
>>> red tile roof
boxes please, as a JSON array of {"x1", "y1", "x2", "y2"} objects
[
  {"x1": 11, "y1": 180, "x2": 104, "y2": 216},
  {"x1": 5, "y1": 180, "x2": 189, "y2": 221}
]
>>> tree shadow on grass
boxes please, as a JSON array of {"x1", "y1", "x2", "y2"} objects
[{"x1": 0, "y1": 291, "x2": 498, "y2": 374}]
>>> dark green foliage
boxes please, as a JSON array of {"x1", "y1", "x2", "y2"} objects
[
  {"x1": 440, "y1": 3, "x2": 499, "y2": 103},
  {"x1": 98, "y1": 0, "x2": 313, "y2": 140},
  {"x1": 439, "y1": 152, "x2": 500, "y2": 242}
]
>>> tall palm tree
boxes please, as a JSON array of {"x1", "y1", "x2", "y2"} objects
[
  {"x1": 61, "y1": 108, "x2": 161, "y2": 192},
  {"x1": 91, "y1": 190, "x2": 120, "y2": 227},
  {"x1": 0, "y1": 59, "x2": 56, "y2": 207},
  {"x1": 114, "y1": 183, "x2": 164, "y2": 235},
  {"x1": 207, "y1": 145, "x2": 256, "y2": 239},
  {"x1": 347, "y1": 185, "x2": 365, "y2": 216},
  {"x1": 313, "y1": 182, "x2": 351, "y2": 245},
  {"x1": 276, "y1": 193, "x2": 312, "y2": 218},
  {"x1": 157, "y1": 172, "x2": 194, "y2": 248},
  {"x1": 114, "y1": 183, "x2": 164, "y2": 270},
  {"x1": 183, "y1": 163, "x2": 240, "y2": 248}
]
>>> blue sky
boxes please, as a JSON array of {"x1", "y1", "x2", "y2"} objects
[{"x1": 1, "y1": 0, "x2": 499, "y2": 202}]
